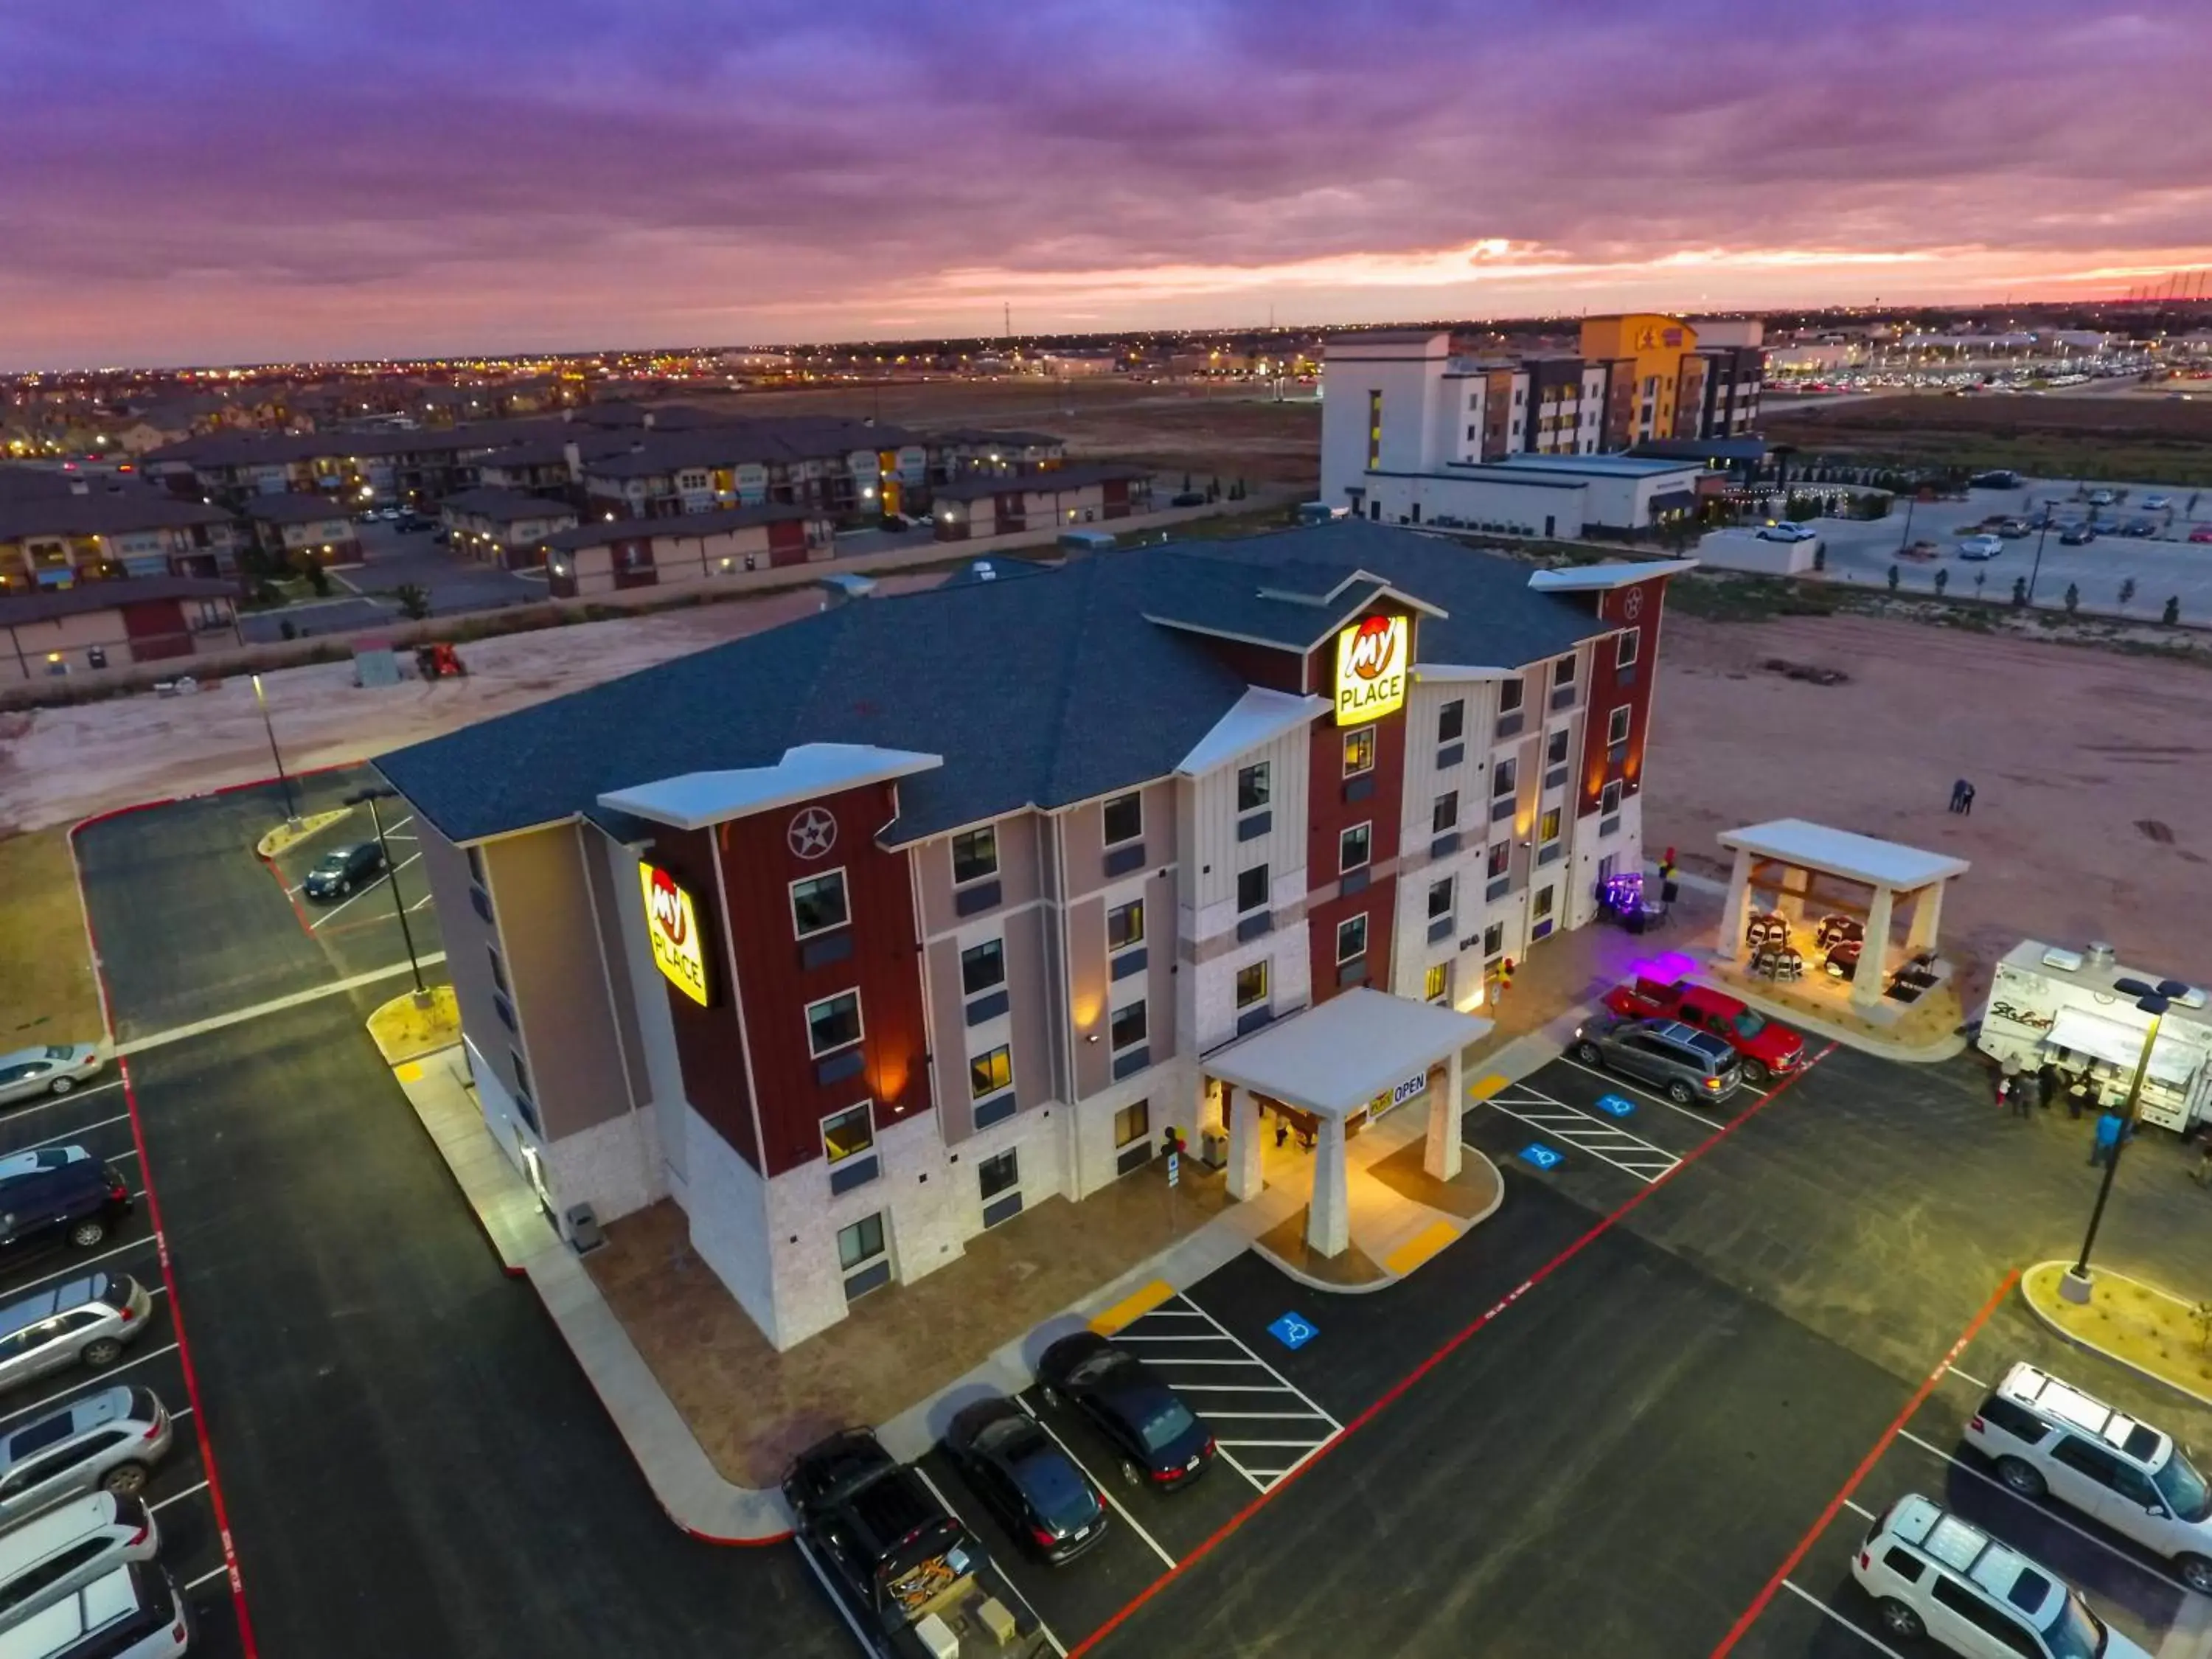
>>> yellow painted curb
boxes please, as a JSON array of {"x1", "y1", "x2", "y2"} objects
[
  {"x1": 2020, "y1": 1259, "x2": 2212, "y2": 1409},
  {"x1": 1090, "y1": 1279, "x2": 1175, "y2": 1336},
  {"x1": 1383, "y1": 1219, "x2": 1460, "y2": 1279},
  {"x1": 255, "y1": 808, "x2": 349, "y2": 862},
  {"x1": 394, "y1": 1061, "x2": 424, "y2": 1085},
  {"x1": 1467, "y1": 1073, "x2": 1509, "y2": 1100},
  {"x1": 366, "y1": 984, "x2": 462, "y2": 1067}
]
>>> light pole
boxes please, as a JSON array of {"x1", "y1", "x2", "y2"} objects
[
  {"x1": 2061, "y1": 975, "x2": 2191, "y2": 1303},
  {"x1": 250, "y1": 673, "x2": 300, "y2": 829},
  {"x1": 347, "y1": 785, "x2": 428, "y2": 1004},
  {"x1": 2025, "y1": 513, "x2": 2053, "y2": 606}
]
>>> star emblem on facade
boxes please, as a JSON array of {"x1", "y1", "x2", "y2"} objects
[
  {"x1": 787, "y1": 807, "x2": 838, "y2": 860},
  {"x1": 1622, "y1": 587, "x2": 1646, "y2": 622}
]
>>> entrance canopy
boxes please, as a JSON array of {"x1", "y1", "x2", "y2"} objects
[
  {"x1": 1717, "y1": 818, "x2": 1968, "y2": 892},
  {"x1": 1208, "y1": 987, "x2": 1491, "y2": 1120}
]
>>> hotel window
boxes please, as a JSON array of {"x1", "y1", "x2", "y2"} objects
[
  {"x1": 837, "y1": 1213, "x2": 886, "y2": 1275},
  {"x1": 961, "y1": 937, "x2": 1006, "y2": 996},
  {"x1": 1487, "y1": 841, "x2": 1511, "y2": 879},
  {"x1": 509, "y1": 1049, "x2": 539, "y2": 1135},
  {"x1": 1425, "y1": 961, "x2": 1451, "y2": 1005},
  {"x1": 1498, "y1": 678, "x2": 1525, "y2": 714},
  {"x1": 1601, "y1": 779, "x2": 1624, "y2": 816},
  {"x1": 1235, "y1": 960, "x2": 1269, "y2": 1009},
  {"x1": 1336, "y1": 914, "x2": 1368, "y2": 964},
  {"x1": 467, "y1": 845, "x2": 488, "y2": 886},
  {"x1": 1533, "y1": 886, "x2": 1557, "y2": 921},
  {"x1": 1492, "y1": 757, "x2": 1517, "y2": 799},
  {"x1": 86, "y1": 647, "x2": 106, "y2": 670},
  {"x1": 970, "y1": 1044, "x2": 1012, "y2": 1100},
  {"x1": 1107, "y1": 899, "x2": 1144, "y2": 952},
  {"x1": 1342, "y1": 726, "x2": 1375, "y2": 778},
  {"x1": 1237, "y1": 762, "x2": 1270, "y2": 813},
  {"x1": 1545, "y1": 728, "x2": 1569, "y2": 768},
  {"x1": 1237, "y1": 863, "x2": 1269, "y2": 914},
  {"x1": 1553, "y1": 656, "x2": 1576, "y2": 691},
  {"x1": 1607, "y1": 705, "x2": 1632, "y2": 747},
  {"x1": 821, "y1": 1102, "x2": 874, "y2": 1164},
  {"x1": 1338, "y1": 823, "x2": 1371, "y2": 874},
  {"x1": 1617, "y1": 628, "x2": 1640, "y2": 669},
  {"x1": 1439, "y1": 699, "x2": 1465, "y2": 742},
  {"x1": 1432, "y1": 791, "x2": 1458, "y2": 834},
  {"x1": 1110, "y1": 1000, "x2": 1147, "y2": 1052},
  {"x1": 1113, "y1": 1099, "x2": 1150, "y2": 1150},
  {"x1": 1539, "y1": 807, "x2": 1562, "y2": 846},
  {"x1": 790, "y1": 870, "x2": 848, "y2": 938},
  {"x1": 1484, "y1": 922, "x2": 1504, "y2": 959},
  {"x1": 978, "y1": 1149, "x2": 1019, "y2": 1204},
  {"x1": 952, "y1": 825, "x2": 998, "y2": 884},
  {"x1": 487, "y1": 947, "x2": 508, "y2": 995},
  {"x1": 1102, "y1": 791, "x2": 1143, "y2": 847},
  {"x1": 1366, "y1": 391, "x2": 1382, "y2": 470},
  {"x1": 1427, "y1": 876, "x2": 1454, "y2": 920},
  {"x1": 806, "y1": 990, "x2": 863, "y2": 1057}
]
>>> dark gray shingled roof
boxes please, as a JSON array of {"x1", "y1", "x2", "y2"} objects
[
  {"x1": 538, "y1": 501, "x2": 821, "y2": 554},
  {"x1": 374, "y1": 522, "x2": 1624, "y2": 848}
]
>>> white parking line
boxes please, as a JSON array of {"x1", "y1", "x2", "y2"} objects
[
  {"x1": 1894, "y1": 1427, "x2": 2194, "y2": 1594},
  {"x1": 1844, "y1": 1497, "x2": 1878, "y2": 1520},
  {"x1": 1015, "y1": 1398, "x2": 1177, "y2": 1570},
  {"x1": 151, "y1": 1480, "x2": 208, "y2": 1513},
  {"x1": 1779, "y1": 1579, "x2": 1908, "y2": 1657},
  {"x1": 2, "y1": 1081, "x2": 125, "y2": 1117},
  {"x1": 119, "y1": 952, "x2": 450, "y2": 1055},
  {"x1": 793, "y1": 1538, "x2": 880, "y2": 1655},
  {"x1": 0, "y1": 1343, "x2": 180, "y2": 1428},
  {"x1": 909, "y1": 1467, "x2": 1065, "y2": 1657},
  {"x1": 1481, "y1": 1093, "x2": 1676, "y2": 1183},
  {"x1": 182, "y1": 1565, "x2": 229, "y2": 1594},
  {"x1": 1554, "y1": 1055, "x2": 1743, "y2": 1130},
  {"x1": 19, "y1": 1113, "x2": 133, "y2": 1152},
  {"x1": 308, "y1": 851, "x2": 423, "y2": 931},
  {"x1": 1198, "y1": 1411, "x2": 1331, "y2": 1419},
  {"x1": 0, "y1": 1236, "x2": 158, "y2": 1297},
  {"x1": 1166, "y1": 1295, "x2": 1343, "y2": 1492},
  {"x1": 1944, "y1": 1364, "x2": 1991, "y2": 1391}
]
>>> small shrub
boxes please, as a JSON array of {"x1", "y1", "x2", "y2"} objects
[
  {"x1": 2011, "y1": 577, "x2": 2028, "y2": 608},
  {"x1": 2164, "y1": 595, "x2": 2182, "y2": 625},
  {"x1": 2065, "y1": 582, "x2": 2081, "y2": 614},
  {"x1": 1887, "y1": 563, "x2": 1901, "y2": 592},
  {"x1": 1934, "y1": 568, "x2": 1950, "y2": 596}
]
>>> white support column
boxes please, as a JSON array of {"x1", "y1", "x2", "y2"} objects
[
  {"x1": 1307, "y1": 1113, "x2": 1350, "y2": 1258},
  {"x1": 1905, "y1": 880, "x2": 1944, "y2": 956},
  {"x1": 1225, "y1": 1083, "x2": 1263, "y2": 1202},
  {"x1": 1424, "y1": 1052, "x2": 1464, "y2": 1181},
  {"x1": 1718, "y1": 846, "x2": 1753, "y2": 964},
  {"x1": 1855, "y1": 884, "x2": 1895, "y2": 1008}
]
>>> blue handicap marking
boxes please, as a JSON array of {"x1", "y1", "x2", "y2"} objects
[
  {"x1": 1520, "y1": 1141, "x2": 1565, "y2": 1171},
  {"x1": 1594, "y1": 1093, "x2": 1637, "y2": 1119},
  {"x1": 1267, "y1": 1312, "x2": 1318, "y2": 1351}
]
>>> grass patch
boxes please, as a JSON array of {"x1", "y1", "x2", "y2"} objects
[
  {"x1": 1664, "y1": 572, "x2": 1843, "y2": 622},
  {"x1": 0, "y1": 827, "x2": 102, "y2": 1046}
]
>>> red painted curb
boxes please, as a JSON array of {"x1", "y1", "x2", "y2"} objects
[
  {"x1": 1065, "y1": 1046, "x2": 1839, "y2": 1659},
  {"x1": 1707, "y1": 1264, "x2": 2022, "y2": 1658},
  {"x1": 69, "y1": 827, "x2": 260, "y2": 1658}
]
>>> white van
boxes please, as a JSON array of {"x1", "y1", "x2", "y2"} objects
[
  {"x1": 0, "y1": 1494, "x2": 157, "y2": 1634},
  {"x1": 0, "y1": 1565, "x2": 187, "y2": 1659}
]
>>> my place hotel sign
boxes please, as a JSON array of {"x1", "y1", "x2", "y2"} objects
[
  {"x1": 1334, "y1": 614, "x2": 1408, "y2": 726},
  {"x1": 640, "y1": 862, "x2": 712, "y2": 1007}
]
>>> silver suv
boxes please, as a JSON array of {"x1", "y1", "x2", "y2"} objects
[
  {"x1": 0, "y1": 1279, "x2": 153, "y2": 1397},
  {"x1": 0, "y1": 1390, "x2": 171, "y2": 1530},
  {"x1": 1571, "y1": 1015, "x2": 1744, "y2": 1107}
]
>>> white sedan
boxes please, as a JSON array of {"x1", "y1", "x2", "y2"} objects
[
  {"x1": 1756, "y1": 522, "x2": 1819, "y2": 543},
  {"x1": 0, "y1": 1043, "x2": 105, "y2": 1106},
  {"x1": 1958, "y1": 535, "x2": 2004, "y2": 560}
]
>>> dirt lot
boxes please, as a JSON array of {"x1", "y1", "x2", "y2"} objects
[
  {"x1": 0, "y1": 826, "x2": 102, "y2": 1046},
  {"x1": 1646, "y1": 611, "x2": 2212, "y2": 999},
  {"x1": 1767, "y1": 392, "x2": 2212, "y2": 484}
]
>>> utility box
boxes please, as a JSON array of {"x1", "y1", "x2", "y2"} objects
[
  {"x1": 566, "y1": 1203, "x2": 607, "y2": 1255},
  {"x1": 1199, "y1": 1128, "x2": 1228, "y2": 1169}
]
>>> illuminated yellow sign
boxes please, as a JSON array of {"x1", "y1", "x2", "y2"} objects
[
  {"x1": 1334, "y1": 614, "x2": 1408, "y2": 726},
  {"x1": 639, "y1": 863, "x2": 710, "y2": 1006}
]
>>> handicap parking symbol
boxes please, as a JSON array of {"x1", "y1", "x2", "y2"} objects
[
  {"x1": 1267, "y1": 1312, "x2": 1318, "y2": 1351},
  {"x1": 1594, "y1": 1093, "x2": 1637, "y2": 1119},
  {"x1": 1520, "y1": 1142, "x2": 1565, "y2": 1171}
]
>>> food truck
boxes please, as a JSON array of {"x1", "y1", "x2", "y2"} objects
[{"x1": 1977, "y1": 941, "x2": 2212, "y2": 1133}]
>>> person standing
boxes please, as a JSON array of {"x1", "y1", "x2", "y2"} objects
[
  {"x1": 2091, "y1": 1108, "x2": 2126, "y2": 1166},
  {"x1": 1949, "y1": 778, "x2": 1967, "y2": 813},
  {"x1": 2065, "y1": 1071, "x2": 2090, "y2": 1121},
  {"x1": 2192, "y1": 1138, "x2": 2212, "y2": 1187},
  {"x1": 1960, "y1": 782, "x2": 1976, "y2": 817},
  {"x1": 2037, "y1": 1062, "x2": 2058, "y2": 1112}
]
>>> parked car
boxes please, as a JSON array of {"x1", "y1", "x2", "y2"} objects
[
  {"x1": 0, "y1": 1491, "x2": 158, "y2": 1635},
  {"x1": 1168, "y1": 491, "x2": 1206, "y2": 508},
  {"x1": 300, "y1": 841, "x2": 383, "y2": 902},
  {"x1": 1037, "y1": 1332, "x2": 1215, "y2": 1491},
  {"x1": 2087, "y1": 488, "x2": 2119, "y2": 507},
  {"x1": 942, "y1": 1397, "x2": 1107, "y2": 1565},
  {"x1": 1964, "y1": 1362, "x2": 2212, "y2": 1590},
  {"x1": 2143, "y1": 495, "x2": 2173, "y2": 511},
  {"x1": 1756, "y1": 522, "x2": 1820, "y2": 543},
  {"x1": 1599, "y1": 978, "x2": 1805, "y2": 1085},
  {"x1": 1, "y1": 1562, "x2": 188, "y2": 1659},
  {"x1": 1568, "y1": 1015, "x2": 1742, "y2": 1107},
  {"x1": 1851, "y1": 1492, "x2": 2147, "y2": 1657},
  {"x1": 0, "y1": 1150, "x2": 134, "y2": 1261},
  {"x1": 1957, "y1": 535, "x2": 2003, "y2": 560},
  {"x1": 0, "y1": 1388, "x2": 173, "y2": 1528},
  {"x1": 2192, "y1": 525, "x2": 2212, "y2": 544},
  {"x1": 1968, "y1": 470, "x2": 2022, "y2": 489},
  {"x1": 1993, "y1": 518, "x2": 2031, "y2": 539},
  {"x1": 0, "y1": 1276, "x2": 154, "y2": 1394},
  {"x1": 0, "y1": 1050, "x2": 102, "y2": 1110},
  {"x1": 2058, "y1": 523, "x2": 2097, "y2": 546}
]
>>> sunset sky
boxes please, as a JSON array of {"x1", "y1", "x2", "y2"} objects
[{"x1": 5, "y1": 0, "x2": 2211, "y2": 369}]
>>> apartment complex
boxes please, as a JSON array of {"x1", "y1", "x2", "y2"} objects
[
  {"x1": 0, "y1": 477, "x2": 240, "y2": 594},
  {"x1": 0, "y1": 577, "x2": 240, "y2": 682},
  {"x1": 376, "y1": 521, "x2": 1686, "y2": 1350}
]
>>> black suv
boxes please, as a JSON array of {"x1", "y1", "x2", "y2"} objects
[
  {"x1": 0, "y1": 1149, "x2": 134, "y2": 1261},
  {"x1": 302, "y1": 841, "x2": 384, "y2": 902}
]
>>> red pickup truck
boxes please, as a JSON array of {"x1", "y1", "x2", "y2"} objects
[{"x1": 1601, "y1": 978, "x2": 1806, "y2": 1083}]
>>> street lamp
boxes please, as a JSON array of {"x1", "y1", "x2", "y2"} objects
[
  {"x1": 249, "y1": 673, "x2": 299, "y2": 829},
  {"x1": 346, "y1": 785, "x2": 428, "y2": 1004},
  {"x1": 2025, "y1": 509, "x2": 2053, "y2": 606},
  {"x1": 2061, "y1": 974, "x2": 2192, "y2": 1303}
]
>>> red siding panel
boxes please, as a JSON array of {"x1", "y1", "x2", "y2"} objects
[
  {"x1": 768, "y1": 519, "x2": 807, "y2": 553},
  {"x1": 1303, "y1": 611, "x2": 1411, "y2": 1001},
  {"x1": 1578, "y1": 577, "x2": 1668, "y2": 814},
  {"x1": 650, "y1": 826, "x2": 762, "y2": 1170},
  {"x1": 119, "y1": 599, "x2": 188, "y2": 641}
]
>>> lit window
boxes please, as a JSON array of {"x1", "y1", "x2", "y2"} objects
[
  {"x1": 1540, "y1": 807, "x2": 1562, "y2": 845},
  {"x1": 806, "y1": 990, "x2": 863, "y2": 1057},
  {"x1": 1487, "y1": 842, "x2": 1510, "y2": 879},
  {"x1": 1425, "y1": 962, "x2": 1450, "y2": 1004},
  {"x1": 1102, "y1": 792, "x2": 1142, "y2": 846},
  {"x1": 1108, "y1": 900, "x2": 1144, "y2": 951},
  {"x1": 1343, "y1": 726, "x2": 1376, "y2": 778},
  {"x1": 1338, "y1": 823, "x2": 1371, "y2": 874},
  {"x1": 1110, "y1": 1001, "x2": 1147, "y2": 1051},
  {"x1": 961, "y1": 939, "x2": 1005, "y2": 996},
  {"x1": 952, "y1": 826, "x2": 998, "y2": 883},
  {"x1": 1336, "y1": 914, "x2": 1368, "y2": 964},
  {"x1": 970, "y1": 1044, "x2": 1012, "y2": 1099},
  {"x1": 1235, "y1": 960, "x2": 1269, "y2": 1009},
  {"x1": 822, "y1": 1103, "x2": 874, "y2": 1164},
  {"x1": 790, "y1": 871, "x2": 847, "y2": 938},
  {"x1": 1113, "y1": 1100, "x2": 1150, "y2": 1150}
]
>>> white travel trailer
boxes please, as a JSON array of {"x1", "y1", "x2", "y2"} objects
[{"x1": 1978, "y1": 941, "x2": 2212, "y2": 1133}]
